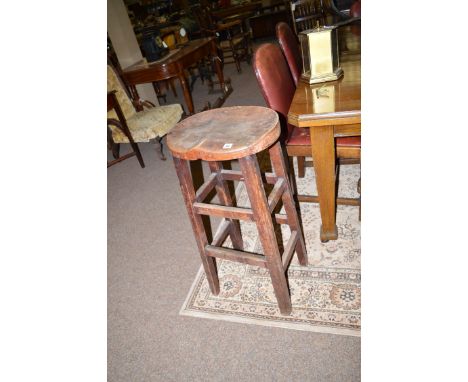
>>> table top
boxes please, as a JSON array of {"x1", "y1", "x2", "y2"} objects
[
  {"x1": 123, "y1": 37, "x2": 214, "y2": 74},
  {"x1": 287, "y1": 53, "x2": 361, "y2": 128},
  {"x1": 167, "y1": 106, "x2": 280, "y2": 161}
]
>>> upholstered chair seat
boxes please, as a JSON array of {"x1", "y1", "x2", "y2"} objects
[
  {"x1": 107, "y1": 64, "x2": 183, "y2": 161},
  {"x1": 109, "y1": 103, "x2": 183, "y2": 143}
]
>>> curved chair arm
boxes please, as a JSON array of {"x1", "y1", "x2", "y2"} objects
[
  {"x1": 107, "y1": 118, "x2": 124, "y2": 132},
  {"x1": 132, "y1": 99, "x2": 156, "y2": 111}
]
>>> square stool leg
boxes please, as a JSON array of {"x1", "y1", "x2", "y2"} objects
[
  {"x1": 239, "y1": 154, "x2": 292, "y2": 315},
  {"x1": 269, "y1": 142, "x2": 308, "y2": 266},
  {"x1": 173, "y1": 156, "x2": 220, "y2": 295},
  {"x1": 208, "y1": 161, "x2": 244, "y2": 251}
]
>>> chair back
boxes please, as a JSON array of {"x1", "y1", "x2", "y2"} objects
[
  {"x1": 253, "y1": 43, "x2": 295, "y2": 139},
  {"x1": 107, "y1": 65, "x2": 136, "y2": 121},
  {"x1": 350, "y1": 0, "x2": 361, "y2": 17},
  {"x1": 276, "y1": 22, "x2": 302, "y2": 86},
  {"x1": 290, "y1": 0, "x2": 325, "y2": 34},
  {"x1": 192, "y1": 5, "x2": 216, "y2": 34}
]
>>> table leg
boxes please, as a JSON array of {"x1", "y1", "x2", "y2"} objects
[
  {"x1": 177, "y1": 71, "x2": 195, "y2": 115},
  {"x1": 210, "y1": 40, "x2": 226, "y2": 93},
  {"x1": 309, "y1": 125, "x2": 338, "y2": 242}
]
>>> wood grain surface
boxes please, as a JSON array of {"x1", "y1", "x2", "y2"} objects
[{"x1": 167, "y1": 106, "x2": 280, "y2": 161}]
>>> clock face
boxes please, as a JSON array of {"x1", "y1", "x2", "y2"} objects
[{"x1": 180, "y1": 27, "x2": 186, "y2": 37}]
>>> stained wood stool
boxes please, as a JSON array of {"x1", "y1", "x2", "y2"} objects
[{"x1": 167, "y1": 106, "x2": 308, "y2": 314}]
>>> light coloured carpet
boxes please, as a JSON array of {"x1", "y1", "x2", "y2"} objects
[{"x1": 180, "y1": 161, "x2": 361, "y2": 336}]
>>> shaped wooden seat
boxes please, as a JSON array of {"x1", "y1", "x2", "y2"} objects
[
  {"x1": 167, "y1": 106, "x2": 280, "y2": 161},
  {"x1": 167, "y1": 106, "x2": 308, "y2": 315}
]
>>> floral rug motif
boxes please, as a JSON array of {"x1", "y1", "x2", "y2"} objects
[{"x1": 180, "y1": 161, "x2": 361, "y2": 336}]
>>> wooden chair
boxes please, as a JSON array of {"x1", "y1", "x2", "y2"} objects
[
  {"x1": 192, "y1": 5, "x2": 252, "y2": 73},
  {"x1": 107, "y1": 65, "x2": 184, "y2": 161},
  {"x1": 107, "y1": 91, "x2": 145, "y2": 168},
  {"x1": 167, "y1": 106, "x2": 308, "y2": 315},
  {"x1": 290, "y1": 0, "x2": 326, "y2": 34},
  {"x1": 253, "y1": 43, "x2": 360, "y2": 204}
]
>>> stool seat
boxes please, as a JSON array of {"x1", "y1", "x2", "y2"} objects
[{"x1": 167, "y1": 106, "x2": 280, "y2": 161}]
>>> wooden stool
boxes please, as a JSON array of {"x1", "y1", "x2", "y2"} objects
[{"x1": 167, "y1": 106, "x2": 308, "y2": 315}]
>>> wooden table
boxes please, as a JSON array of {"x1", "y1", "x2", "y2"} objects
[
  {"x1": 287, "y1": 53, "x2": 360, "y2": 241},
  {"x1": 122, "y1": 37, "x2": 226, "y2": 115}
]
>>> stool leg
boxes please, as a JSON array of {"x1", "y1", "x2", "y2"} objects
[
  {"x1": 239, "y1": 154, "x2": 292, "y2": 315},
  {"x1": 173, "y1": 157, "x2": 220, "y2": 295},
  {"x1": 208, "y1": 161, "x2": 244, "y2": 251},
  {"x1": 269, "y1": 143, "x2": 308, "y2": 266}
]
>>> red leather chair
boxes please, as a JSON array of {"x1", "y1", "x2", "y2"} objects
[
  {"x1": 350, "y1": 0, "x2": 361, "y2": 17},
  {"x1": 350, "y1": 0, "x2": 361, "y2": 36},
  {"x1": 276, "y1": 22, "x2": 302, "y2": 87},
  {"x1": 253, "y1": 43, "x2": 360, "y2": 202}
]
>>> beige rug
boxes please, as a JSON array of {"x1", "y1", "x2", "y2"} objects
[{"x1": 180, "y1": 161, "x2": 361, "y2": 336}]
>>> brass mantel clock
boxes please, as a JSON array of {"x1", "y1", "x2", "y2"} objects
[{"x1": 299, "y1": 25, "x2": 343, "y2": 84}]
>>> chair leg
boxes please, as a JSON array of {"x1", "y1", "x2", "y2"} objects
[
  {"x1": 287, "y1": 156, "x2": 299, "y2": 199},
  {"x1": 108, "y1": 129, "x2": 120, "y2": 159},
  {"x1": 297, "y1": 156, "x2": 306, "y2": 178},
  {"x1": 169, "y1": 79, "x2": 177, "y2": 98},
  {"x1": 152, "y1": 137, "x2": 167, "y2": 161},
  {"x1": 358, "y1": 177, "x2": 361, "y2": 221},
  {"x1": 229, "y1": 41, "x2": 241, "y2": 73},
  {"x1": 152, "y1": 82, "x2": 167, "y2": 104}
]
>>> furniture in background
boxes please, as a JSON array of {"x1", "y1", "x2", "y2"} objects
[
  {"x1": 107, "y1": 65, "x2": 183, "y2": 161},
  {"x1": 254, "y1": 43, "x2": 360, "y2": 241},
  {"x1": 107, "y1": 90, "x2": 145, "y2": 168},
  {"x1": 350, "y1": 0, "x2": 361, "y2": 17},
  {"x1": 290, "y1": 0, "x2": 326, "y2": 34},
  {"x1": 276, "y1": 22, "x2": 302, "y2": 87},
  {"x1": 210, "y1": 1, "x2": 262, "y2": 20},
  {"x1": 287, "y1": 37, "x2": 361, "y2": 241},
  {"x1": 167, "y1": 106, "x2": 308, "y2": 315},
  {"x1": 321, "y1": 0, "x2": 361, "y2": 52},
  {"x1": 349, "y1": 0, "x2": 361, "y2": 36},
  {"x1": 250, "y1": 8, "x2": 291, "y2": 40},
  {"x1": 192, "y1": 6, "x2": 252, "y2": 73},
  {"x1": 122, "y1": 37, "x2": 229, "y2": 115}
]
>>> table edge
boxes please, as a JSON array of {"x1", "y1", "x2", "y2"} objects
[{"x1": 288, "y1": 110, "x2": 361, "y2": 127}]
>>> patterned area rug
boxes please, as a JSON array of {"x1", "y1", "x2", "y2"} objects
[{"x1": 180, "y1": 160, "x2": 361, "y2": 336}]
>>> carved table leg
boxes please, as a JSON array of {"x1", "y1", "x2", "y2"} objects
[
  {"x1": 210, "y1": 40, "x2": 226, "y2": 93},
  {"x1": 309, "y1": 125, "x2": 338, "y2": 242},
  {"x1": 177, "y1": 71, "x2": 195, "y2": 115}
]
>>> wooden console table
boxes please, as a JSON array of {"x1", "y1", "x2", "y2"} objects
[{"x1": 122, "y1": 37, "x2": 227, "y2": 115}]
